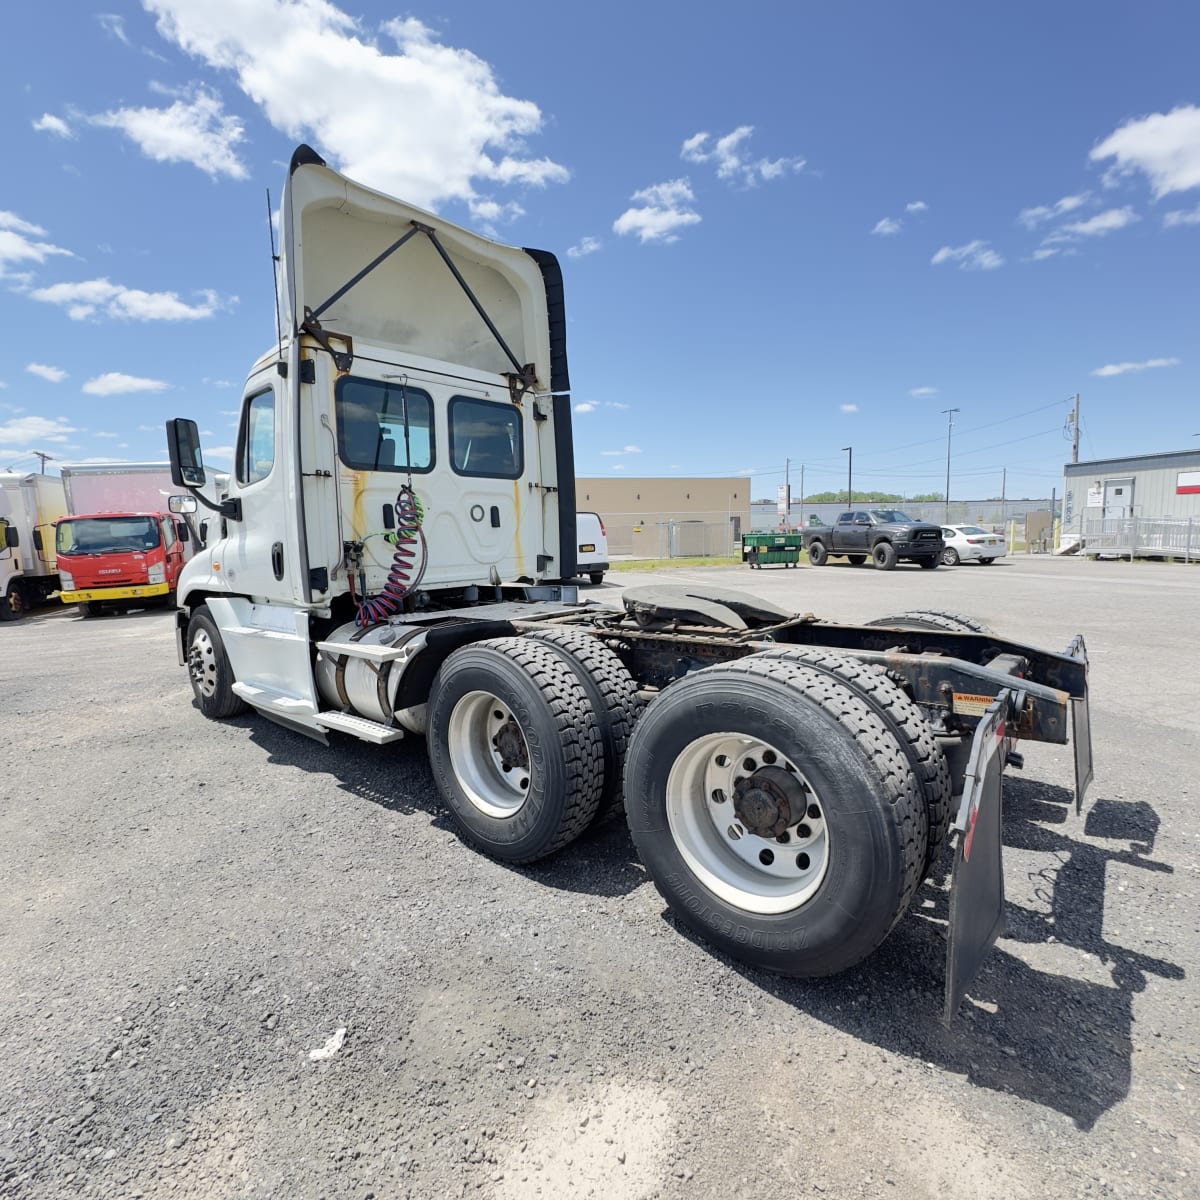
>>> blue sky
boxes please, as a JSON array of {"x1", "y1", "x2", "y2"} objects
[{"x1": 2, "y1": 1, "x2": 1198, "y2": 501}]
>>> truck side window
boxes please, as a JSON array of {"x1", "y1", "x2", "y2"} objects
[
  {"x1": 335, "y1": 378, "x2": 434, "y2": 472},
  {"x1": 449, "y1": 397, "x2": 523, "y2": 479},
  {"x1": 837, "y1": 513, "x2": 853, "y2": 525},
  {"x1": 855, "y1": 512, "x2": 871, "y2": 524},
  {"x1": 236, "y1": 390, "x2": 276, "y2": 485}
]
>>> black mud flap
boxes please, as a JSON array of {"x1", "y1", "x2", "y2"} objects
[
  {"x1": 944, "y1": 691, "x2": 1012, "y2": 1026},
  {"x1": 1067, "y1": 633, "x2": 1094, "y2": 815}
]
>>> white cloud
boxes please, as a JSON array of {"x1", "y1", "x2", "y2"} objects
[
  {"x1": 98, "y1": 12, "x2": 130, "y2": 44},
  {"x1": 599, "y1": 444, "x2": 642, "y2": 456},
  {"x1": 931, "y1": 240, "x2": 1004, "y2": 270},
  {"x1": 1018, "y1": 193, "x2": 1090, "y2": 228},
  {"x1": 840, "y1": 404, "x2": 858, "y2": 413},
  {"x1": 33, "y1": 114, "x2": 74, "y2": 139},
  {"x1": 94, "y1": 431, "x2": 120, "y2": 438},
  {"x1": 573, "y1": 402, "x2": 596, "y2": 413},
  {"x1": 26, "y1": 362, "x2": 69, "y2": 383},
  {"x1": 0, "y1": 415, "x2": 77, "y2": 444},
  {"x1": 871, "y1": 217, "x2": 901, "y2": 236},
  {"x1": 909, "y1": 386, "x2": 938, "y2": 398},
  {"x1": 0, "y1": 213, "x2": 73, "y2": 279},
  {"x1": 1048, "y1": 206, "x2": 1139, "y2": 241},
  {"x1": 82, "y1": 373, "x2": 170, "y2": 396},
  {"x1": 681, "y1": 126, "x2": 804, "y2": 186},
  {"x1": 140, "y1": 4, "x2": 568, "y2": 210},
  {"x1": 1164, "y1": 204, "x2": 1200, "y2": 227},
  {"x1": 30, "y1": 278, "x2": 222, "y2": 321},
  {"x1": 611, "y1": 464, "x2": 624, "y2": 471},
  {"x1": 1031, "y1": 247, "x2": 1060, "y2": 261},
  {"x1": 567, "y1": 236, "x2": 601, "y2": 259},
  {"x1": 91, "y1": 87, "x2": 248, "y2": 179},
  {"x1": 467, "y1": 198, "x2": 525, "y2": 229},
  {"x1": 1090, "y1": 357, "x2": 1180, "y2": 378},
  {"x1": 1090, "y1": 106, "x2": 1200, "y2": 198},
  {"x1": 606, "y1": 401, "x2": 630, "y2": 411},
  {"x1": 905, "y1": 200, "x2": 928, "y2": 213},
  {"x1": 613, "y1": 179, "x2": 701, "y2": 243}
]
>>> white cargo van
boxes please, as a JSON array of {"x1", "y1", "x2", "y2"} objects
[{"x1": 576, "y1": 511, "x2": 609, "y2": 585}]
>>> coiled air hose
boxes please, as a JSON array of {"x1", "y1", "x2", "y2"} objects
[{"x1": 356, "y1": 484, "x2": 427, "y2": 627}]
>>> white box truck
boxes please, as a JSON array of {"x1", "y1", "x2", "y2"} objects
[
  {"x1": 163, "y1": 145, "x2": 1094, "y2": 1020},
  {"x1": 0, "y1": 472, "x2": 68, "y2": 619}
]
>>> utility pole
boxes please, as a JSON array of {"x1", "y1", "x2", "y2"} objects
[
  {"x1": 1067, "y1": 393, "x2": 1080, "y2": 464},
  {"x1": 799, "y1": 463, "x2": 805, "y2": 528},
  {"x1": 32, "y1": 450, "x2": 53, "y2": 475},
  {"x1": 841, "y1": 446, "x2": 853, "y2": 507},
  {"x1": 941, "y1": 408, "x2": 960, "y2": 521},
  {"x1": 785, "y1": 458, "x2": 791, "y2": 527}
]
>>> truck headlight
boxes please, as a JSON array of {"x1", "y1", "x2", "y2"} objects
[
  {"x1": 59, "y1": 569, "x2": 75, "y2": 590},
  {"x1": 148, "y1": 563, "x2": 166, "y2": 584}
]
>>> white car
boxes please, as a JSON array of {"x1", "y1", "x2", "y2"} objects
[
  {"x1": 576, "y1": 511, "x2": 609, "y2": 584},
  {"x1": 940, "y1": 524, "x2": 1006, "y2": 565}
]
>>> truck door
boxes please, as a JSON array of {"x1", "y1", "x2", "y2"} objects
[{"x1": 219, "y1": 371, "x2": 302, "y2": 603}]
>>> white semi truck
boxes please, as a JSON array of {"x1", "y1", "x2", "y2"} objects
[
  {"x1": 0, "y1": 472, "x2": 68, "y2": 620},
  {"x1": 166, "y1": 146, "x2": 1094, "y2": 1019}
]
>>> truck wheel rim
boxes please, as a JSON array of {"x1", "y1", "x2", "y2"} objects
[
  {"x1": 665, "y1": 733, "x2": 830, "y2": 914},
  {"x1": 189, "y1": 628, "x2": 219, "y2": 698},
  {"x1": 448, "y1": 690, "x2": 531, "y2": 818}
]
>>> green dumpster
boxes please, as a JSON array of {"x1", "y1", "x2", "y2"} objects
[{"x1": 742, "y1": 532, "x2": 803, "y2": 568}]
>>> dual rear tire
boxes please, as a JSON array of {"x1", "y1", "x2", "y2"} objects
[{"x1": 428, "y1": 635, "x2": 947, "y2": 978}]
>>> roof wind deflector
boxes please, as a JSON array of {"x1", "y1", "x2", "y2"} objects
[{"x1": 298, "y1": 216, "x2": 537, "y2": 397}]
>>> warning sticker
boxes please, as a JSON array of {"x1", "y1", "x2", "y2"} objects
[{"x1": 953, "y1": 692, "x2": 996, "y2": 717}]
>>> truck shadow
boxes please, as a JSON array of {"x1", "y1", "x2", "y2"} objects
[
  {"x1": 244, "y1": 717, "x2": 1179, "y2": 1128},
  {"x1": 244, "y1": 720, "x2": 651, "y2": 899},
  {"x1": 686, "y1": 779, "x2": 1180, "y2": 1131}
]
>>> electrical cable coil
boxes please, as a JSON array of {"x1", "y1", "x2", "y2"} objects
[{"x1": 356, "y1": 484, "x2": 426, "y2": 626}]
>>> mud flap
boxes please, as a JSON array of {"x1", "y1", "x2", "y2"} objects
[
  {"x1": 1067, "y1": 634, "x2": 1094, "y2": 815},
  {"x1": 944, "y1": 691, "x2": 1011, "y2": 1026}
]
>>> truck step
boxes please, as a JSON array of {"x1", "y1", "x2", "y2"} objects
[
  {"x1": 313, "y1": 711, "x2": 405, "y2": 744},
  {"x1": 316, "y1": 639, "x2": 414, "y2": 663},
  {"x1": 231, "y1": 682, "x2": 317, "y2": 717}
]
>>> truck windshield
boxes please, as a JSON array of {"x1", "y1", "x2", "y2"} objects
[
  {"x1": 870, "y1": 510, "x2": 914, "y2": 523},
  {"x1": 56, "y1": 516, "x2": 161, "y2": 555}
]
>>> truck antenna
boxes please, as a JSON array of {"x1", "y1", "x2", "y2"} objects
[{"x1": 266, "y1": 189, "x2": 284, "y2": 360}]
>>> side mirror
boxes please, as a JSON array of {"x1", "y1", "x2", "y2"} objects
[
  {"x1": 199, "y1": 519, "x2": 210, "y2": 544},
  {"x1": 3, "y1": 525, "x2": 18, "y2": 549},
  {"x1": 33, "y1": 528, "x2": 43, "y2": 552},
  {"x1": 177, "y1": 521, "x2": 191, "y2": 543},
  {"x1": 166, "y1": 419, "x2": 206, "y2": 487},
  {"x1": 169, "y1": 494, "x2": 198, "y2": 514}
]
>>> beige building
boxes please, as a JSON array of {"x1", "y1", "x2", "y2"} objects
[{"x1": 575, "y1": 477, "x2": 751, "y2": 557}]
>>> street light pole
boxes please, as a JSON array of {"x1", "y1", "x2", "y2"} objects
[
  {"x1": 841, "y1": 446, "x2": 853, "y2": 507},
  {"x1": 941, "y1": 409, "x2": 959, "y2": 520}
]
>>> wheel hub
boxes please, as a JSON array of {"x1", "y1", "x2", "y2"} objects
[
  {"x1": 493, "y1": 716, "x2": 529, "y2": 772},
  {"x1": 733, "y1": 766, "x2": 802, "y2": 838}
]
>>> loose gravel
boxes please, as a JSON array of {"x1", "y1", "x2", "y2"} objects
[{"x1": 1, "y1": 555, "x2": 1197, "y2": 1199}]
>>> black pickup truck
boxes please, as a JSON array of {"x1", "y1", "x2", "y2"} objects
[{"x1": 803, "y1": 509, "x2": 945, "y2": 570}]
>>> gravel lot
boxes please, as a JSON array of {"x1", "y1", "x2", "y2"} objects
[{"x1": 2, "y1": 555, "x2": 1197, "y2": 1199}]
